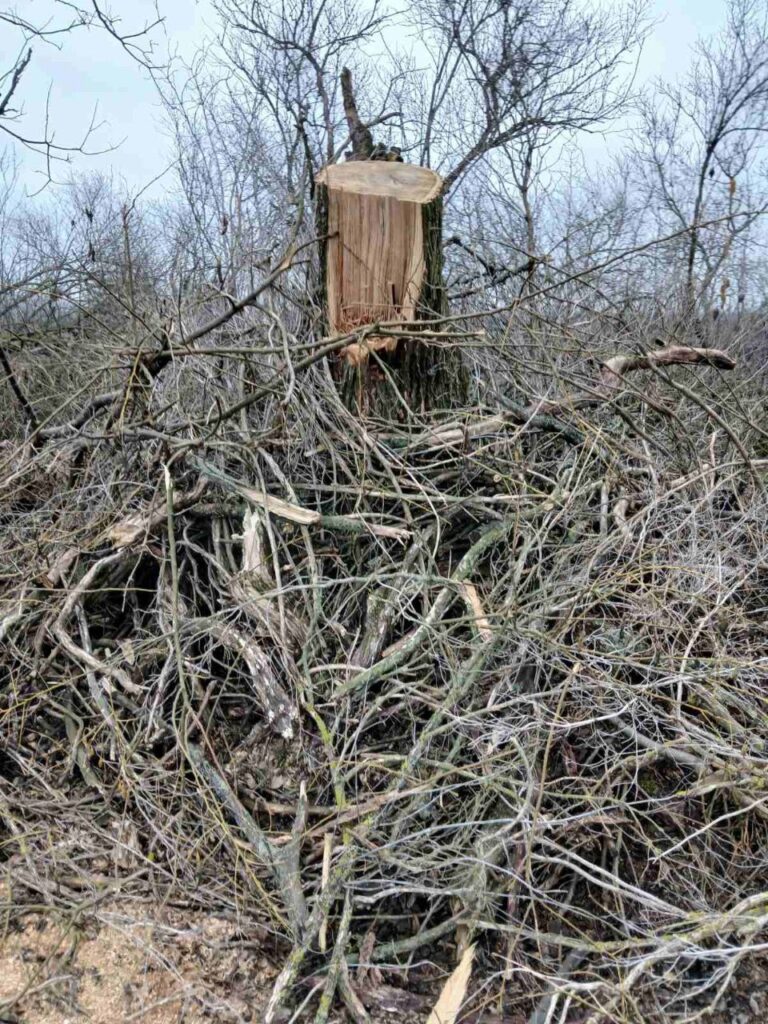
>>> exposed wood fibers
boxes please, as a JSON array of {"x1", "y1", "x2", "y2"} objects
[{"x1": 316, "y1": 162, "x2": 443, "y2": 366}]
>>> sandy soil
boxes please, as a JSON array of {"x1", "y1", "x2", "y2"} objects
[{"x1": 0, "y1": 901, "x2": 278, "y2": 1023}]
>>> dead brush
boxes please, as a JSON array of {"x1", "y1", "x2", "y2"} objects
[{"x1": 1, "y1": 297, "x2": 768, "y2": 1024}]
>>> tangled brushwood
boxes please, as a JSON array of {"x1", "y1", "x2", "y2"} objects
[{"x1": 1, "y1": 257, "x2": 768, "y2": 1023}]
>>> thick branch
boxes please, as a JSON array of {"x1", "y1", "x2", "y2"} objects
[
  {"x1": 0, "y1": 48, "x2": 31, "y2": 119},
  {"x1": 600, "y1": 346, "x2": 736, "y2": 389},
  {"x1": 414, "y1": 345, "x2": 736, "y2": 450},
  {"x1": 340, "y1": 67, "x2": 374, "y2": 160}
]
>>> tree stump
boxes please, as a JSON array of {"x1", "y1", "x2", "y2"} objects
[{"x1": 315, "y1": 161, "x2": 468, "y2": 415}]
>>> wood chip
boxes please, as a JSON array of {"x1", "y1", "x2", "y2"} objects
[{"x1": 427, "y1": 944, "x2": 475, "y2": 1024}]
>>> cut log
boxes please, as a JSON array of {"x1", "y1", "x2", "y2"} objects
[{"x1": 315, "y1": 161, "x2": 467, "y2": 414}]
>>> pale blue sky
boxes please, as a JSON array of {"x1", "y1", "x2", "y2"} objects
[{"x1": 2, "y1": 0, "x2": 731, "y2": 195}]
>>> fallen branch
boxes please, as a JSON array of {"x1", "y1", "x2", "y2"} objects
[
  {"x1": 194, "y1": 458, "x2": 410, "y2": 540},
  {"x1": 600, "y1": 345, "x2": 736, "y2": 389},
  {"x1": 410, "y1": 345, "x2": 736, "y2": 451},
  {"x1": 52, "y1": 550, "x2": 142, "y2": 697},
  {"x1": 107, "y1": 480, "x2": 207, "y2": 548},
  {"x1": 186, "y1": 742, "x2": 307, "y2": 938},
  {"x1": 204, "y1": 619, "x2": 297, "y2": 739}
]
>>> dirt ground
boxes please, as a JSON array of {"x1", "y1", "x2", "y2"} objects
[
  {"x1": 0, "y1": 899, "x2": 434, "y2": 1024},
  {"x1": 0, "y1": 901, "x2": 277, "y2": 1024}
]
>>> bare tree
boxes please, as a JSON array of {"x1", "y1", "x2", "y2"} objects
[
  {"x1": 409, "y1": 0, "x2": 647, "y2": 193},
  {"x1": 635, "y1": 0, "x2": 768, "y2": 321}
]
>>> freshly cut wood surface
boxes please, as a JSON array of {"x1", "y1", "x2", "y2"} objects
[
  {"x1": 318, "y1": 163, "x2": 444, "y2": 339},
  {"x1": 426, "y1": 944, "x2": 475, "y2": 1024},
  {"x1": 325, "y1": 189, "x2": 424, "y2": 332},
  {"x1": 316, "y1": 161, "x2": 442, "y2": 202}
]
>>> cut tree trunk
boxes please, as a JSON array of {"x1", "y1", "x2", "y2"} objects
[{"x1": 315, "y1": 161, "x2": 467, "y2": 415}]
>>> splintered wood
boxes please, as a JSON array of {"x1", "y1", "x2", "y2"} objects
[{"x1": 316, "y1": 162, "x2": 443, "y2": 366}]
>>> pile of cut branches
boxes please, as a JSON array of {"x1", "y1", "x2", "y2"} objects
[{"x1": 2, "y1": 289, "x2": 768, "y2": 1023}]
